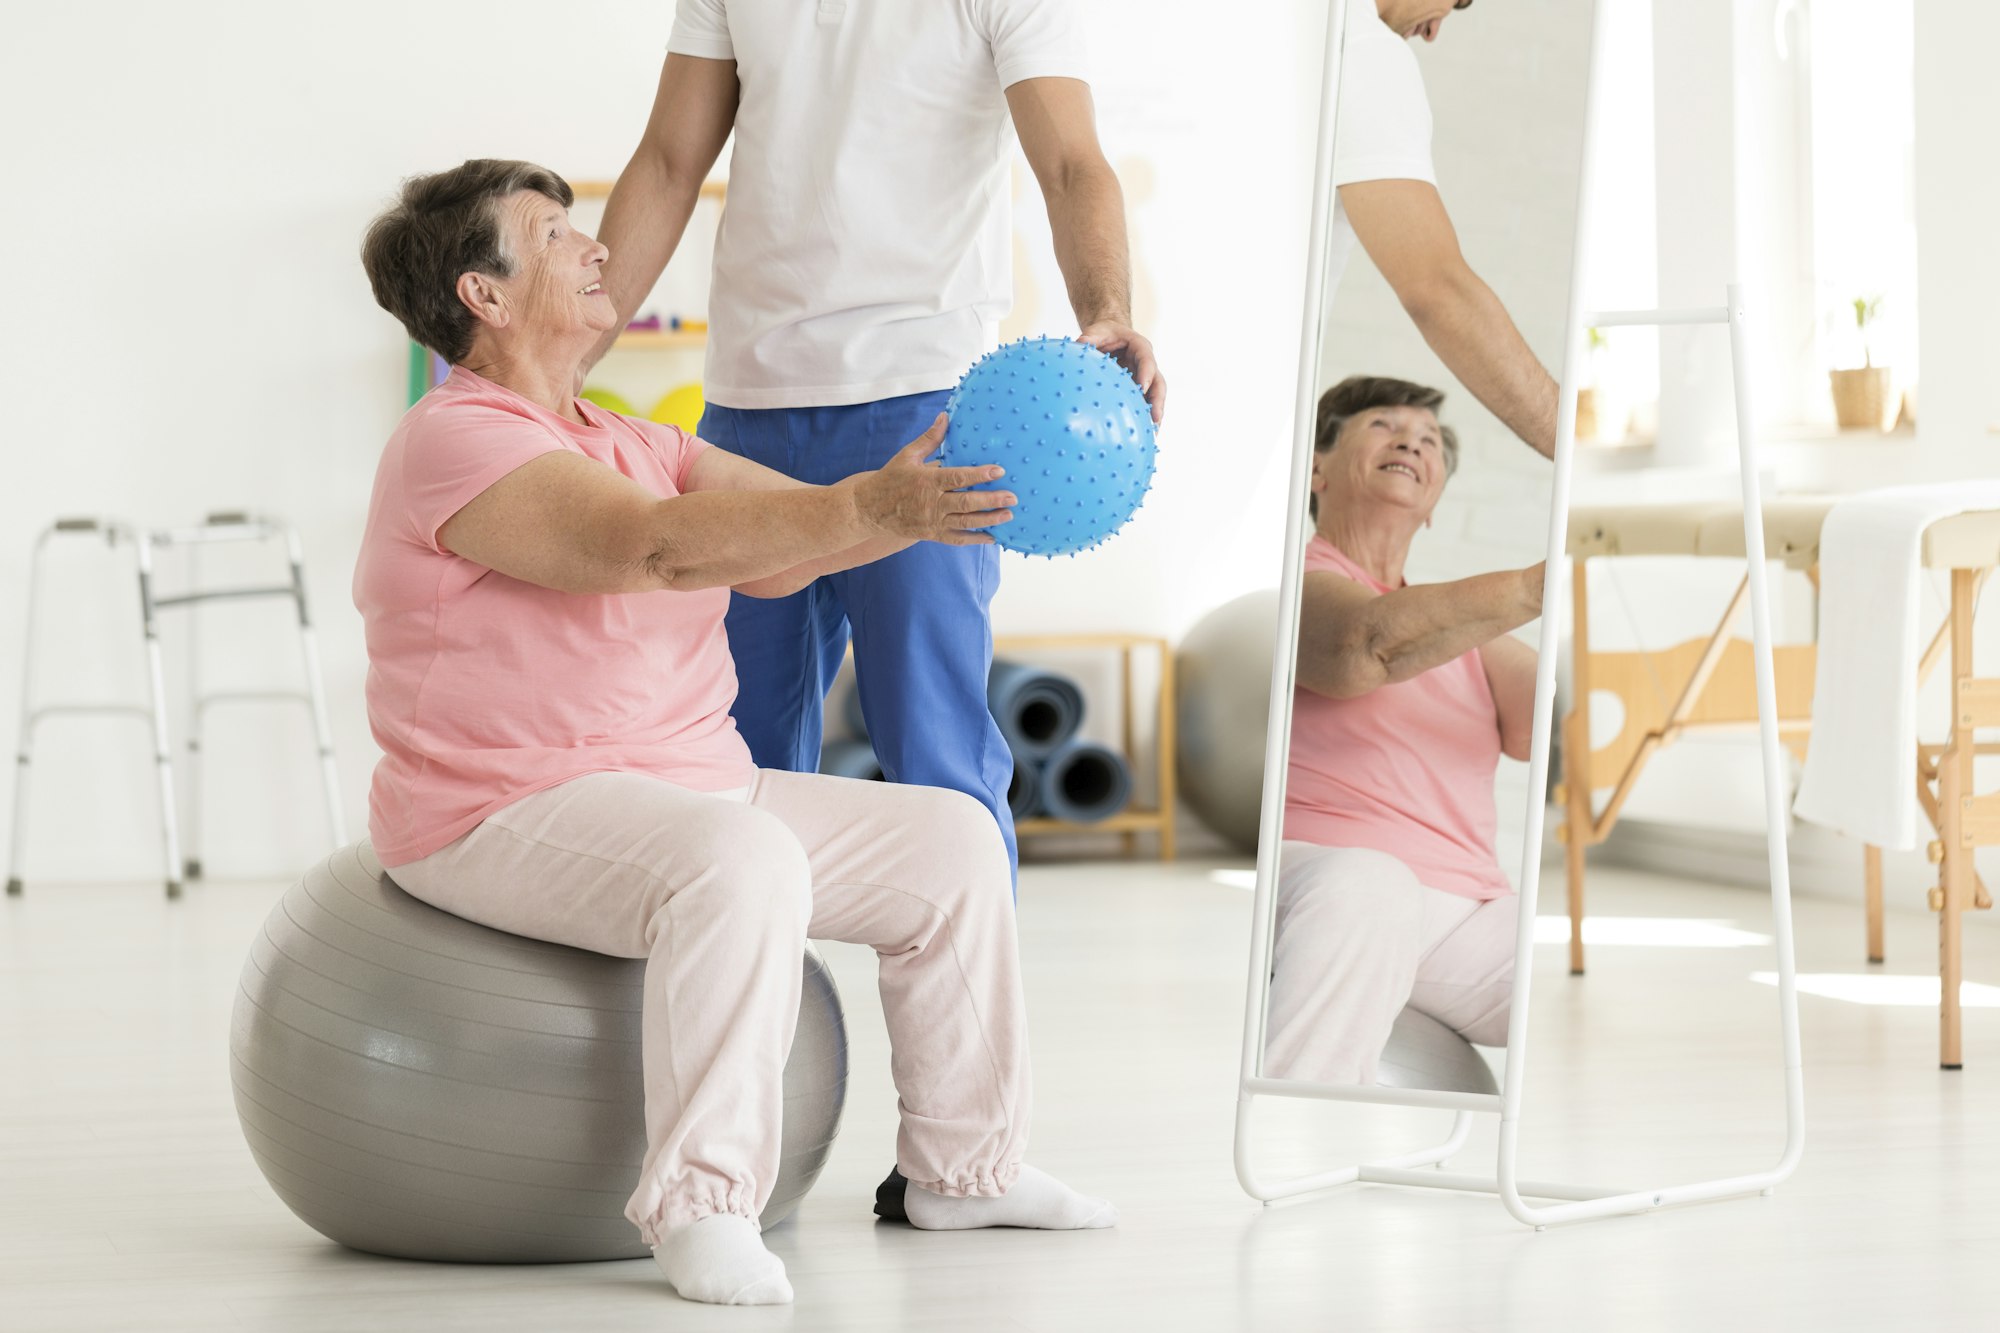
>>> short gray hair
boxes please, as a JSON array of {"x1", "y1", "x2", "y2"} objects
[{"x1": 361, "y1": 159, "x2": 574, "y2": 364}]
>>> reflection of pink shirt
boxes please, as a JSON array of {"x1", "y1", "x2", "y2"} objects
[
  {"x1": 354, "y1": 367, "x2": 755, "y2": 867},
  {"x1": 1282, "y1": 536, "x2": 1510, "y2": 899}
]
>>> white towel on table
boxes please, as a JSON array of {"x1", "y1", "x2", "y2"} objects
[{"x1": 1793, "y1": 482, "x2": 2000, "y2": 849}]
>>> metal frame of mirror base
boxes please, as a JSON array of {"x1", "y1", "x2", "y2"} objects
[
  {"x1": 1230, "y1": 288, "x2": 1808, "y2": 1233},
  {"x1": 1231, "y1": 1090, "x2": 1798, "y2": 1229},
  {"x1": 1234, "y1": 0, "x2": 1803, "y2": 1232}
]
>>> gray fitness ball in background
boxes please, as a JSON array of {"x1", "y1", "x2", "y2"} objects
[
  {"x1": 1176, "y1": 588, "x2": 1280, "y2": 853},
  {"x1": 230, "y1": 842, "x2": 847, "y2": 1264}
]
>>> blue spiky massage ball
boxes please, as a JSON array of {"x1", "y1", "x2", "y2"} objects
[{"x1": 942, "y1": 335, "x2": 1158, "y2": 557}]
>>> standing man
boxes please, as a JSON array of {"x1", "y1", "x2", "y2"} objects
[
  {"x1": 1333, "y1": 0, "x2": 1562, "y2": 457},
  {"x1": 590, "y1": 0, "x2": 1164, "y2": 887}
]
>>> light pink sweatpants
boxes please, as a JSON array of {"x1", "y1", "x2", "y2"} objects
[
  {"x1": 1263, "y1": 842, "x2": 1516, "y2": 1085},
  {"x1": 387, "y1": 768, "x2": 1028, "y2": 1246}
]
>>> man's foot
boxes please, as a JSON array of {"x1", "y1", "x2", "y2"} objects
[
  {"x1": 903, "y1": 1164, "x2": 1117, "y2": 1231},
  {"x1": 652, "y1": 1214, "x2": 794, "y2": 1305},
  {"x1": 873, "y1": 1164, "x2": 911, "y2": 1222}
]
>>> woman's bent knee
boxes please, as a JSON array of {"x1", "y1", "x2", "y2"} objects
[
  {"x1": 907, "y1": 787, "x2": 1012, "y2": 901},
  {"x1": 654, "y1": 803, "x2": 814, "y2": 927}
]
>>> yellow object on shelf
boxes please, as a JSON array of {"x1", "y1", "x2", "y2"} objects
[
  {"x1": 579, "y1": 386, "x2": 636, "y2": 415},
  {"x1": 651, "y1": 383, "x2": 707, "y2": 433},
  {"x1": 613, "y1": 328, "x2": 707, "y2": 351}
]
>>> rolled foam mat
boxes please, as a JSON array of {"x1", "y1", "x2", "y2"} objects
[
  {"x1": 1036, "y1": 739, "x2": 1131, "y2": 824},
  {"x1": 1008, "y1": 760, "x2": 1044, "y2": 820},
  {"x1": 818, "y1": 740, "x2": 885, "y2": 782},
  {"x1": 840, "y1": 681, "x2": 869, "y2": 741},
  {"x1": 987, "y1": 659, "x2": 1085, "y2": 758}
]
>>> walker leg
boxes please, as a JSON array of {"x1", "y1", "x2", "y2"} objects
[
  {"x1": 4, "y1": 745, "x2": 26, "y2": 896},
  {"x1": 6, "y1": 533, "x2": 50, "y2": 896},
  {"x1": 288, "y1": 538, "x2": 346, "y2": 848},
  {"x1": 136, "y1": 535, "x2": 183, "y2": 900},
  {"x1": 184, "y1": 543, "x2": 203, "y2": 881}
]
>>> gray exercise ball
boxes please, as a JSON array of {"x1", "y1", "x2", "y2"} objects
[
  {"x1": 230, "y1": 842, "x2": 847, "y2": 1264},
  {"x1": 1377, "y1": 1007, "x2": 1500, "y2": 1096},
  {"x1": 1176, "y1": 588, "x2": 1280, "y2": 852}
]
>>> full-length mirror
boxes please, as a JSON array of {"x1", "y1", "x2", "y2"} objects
[{"x1": 1250, "y1": 0, "x2": 1590, "y2": 1094}]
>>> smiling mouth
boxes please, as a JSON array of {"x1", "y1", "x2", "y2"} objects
[
  {"x1": 1380, "y1": 462, "x2": 1420, "y2": 481},
  {"x1": 578, "y1": 281, "x2": 602, "y2": 295}
]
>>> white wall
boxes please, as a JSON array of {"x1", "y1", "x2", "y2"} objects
[{"x1": 0, "y1": 1, "x2": 1326, "y2": 881}]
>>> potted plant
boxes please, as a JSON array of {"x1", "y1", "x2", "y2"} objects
[
  {"x1": 1575, "y1": 327, "x2": 1630, "y2": 443},
  {"x1": 1829, "y1": 295, "x2": 1894, "y2": 431}
]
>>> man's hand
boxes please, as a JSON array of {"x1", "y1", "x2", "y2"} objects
[
  {"x1": 846, "y1": 415, "x2": 1017, "y2": 545},
  {"x1": 1078, "y1": 322, "x2": 1166, "y2": 424}
]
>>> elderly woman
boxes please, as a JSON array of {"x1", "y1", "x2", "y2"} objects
[
  {"x1": 353, "y1": 160, "x2": 1112, "y2": 1308},
  {"x1": 1264, "y1": 375, "x2": 1542, "y2": 1085}
]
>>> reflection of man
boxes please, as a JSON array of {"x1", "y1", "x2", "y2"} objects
[
  {"x1": 589, "y1": 0, "x2": 1164, "y2": 888},
  {"x1": 1266, "y1": 377, "x2": 1538, "y2": 1084},
  {"x1": 1330, "y1": 1, "x2": 1561, "y2": 457}
]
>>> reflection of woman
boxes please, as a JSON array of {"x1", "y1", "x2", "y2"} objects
[
  {"x1": 355, "y1": 160, "x2": 1112, "y2": 1309},
  {"x1": 1265, "y1": 376, "x2": 1542, "y2": 1085}
]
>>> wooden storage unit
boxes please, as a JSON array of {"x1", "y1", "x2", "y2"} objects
[{"x1": 998, "y1": 632, "x2": 1177, "y2": 861}]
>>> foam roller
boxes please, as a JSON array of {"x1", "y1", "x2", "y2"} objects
[
  {"x1": 1036, "y1": 739, "x2": 1131, "y2": 824},
  {"x1": 818, "y1": 740, "x2": 885, "y2": 782},
  {"x1": 987, "y1": 659, "x2": 1085, "y2": 758}
]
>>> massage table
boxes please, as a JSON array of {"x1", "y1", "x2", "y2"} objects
[{"x1": 1558, "y1": 497, "x2": 2000, "y2": 1066}]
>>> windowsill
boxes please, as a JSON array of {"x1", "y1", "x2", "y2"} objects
[{"x1": 1761, "y1": 421, "x2": 1916, "y2": 445}]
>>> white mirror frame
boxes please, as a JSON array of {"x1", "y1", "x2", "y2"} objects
[{"x1": 1232, "y1": 0, "x2": 1806, "y2": 1227}]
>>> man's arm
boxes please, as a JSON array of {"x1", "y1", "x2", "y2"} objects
[
  {"x1": 1007, "y1": 77, "x2": 1165, "y2": 423},
  {"x1": 1342, "y1": 178, "x2": 1559, "y2": 459},
  {"x1": 585, "y1": 53, "x2": 740, "y2": 373}
]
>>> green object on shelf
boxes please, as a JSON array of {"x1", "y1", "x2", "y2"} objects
[{"x1": 406, "y1": 341, "x2": 429, "y2": 408}]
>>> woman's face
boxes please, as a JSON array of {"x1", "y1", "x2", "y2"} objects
[
  {"x1": 481, "y1": 190, "x2": 619, "y2": 344},
  {"x1": 1312, "y1": 403, "x2": 1449, "y2": 523}
]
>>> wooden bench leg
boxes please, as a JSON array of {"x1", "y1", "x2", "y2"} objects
[
  {"x1": 1865, "y1": 844, "x2": 1884, "y2": 964},
  {"x1": 1566, "y1": 557, "x2": 1592, "y2": 977},
  {"x1": 1940, "y1": 569, "x2": 1977, "y2": 1070}
]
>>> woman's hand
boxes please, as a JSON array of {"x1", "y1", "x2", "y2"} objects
[{"x1": 847, "y1": 415, "x2": 1017, "y2": 545}]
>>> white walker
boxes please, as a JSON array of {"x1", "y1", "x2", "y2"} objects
[{"x1": 7, "y1": 511, "x2": 345, "y2": 898}]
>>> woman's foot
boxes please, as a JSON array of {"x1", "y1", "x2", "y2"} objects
[
  {"x1": 652, "y1": 1214, "x2": 793, "y2": 1305},
  {"x1": 903, "y1": 1164, "x2": 1117, "y2": 1231}
]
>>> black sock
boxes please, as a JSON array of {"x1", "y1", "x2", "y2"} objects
[{"x1": 872, "y1": 1165, "x2": 910, "y2": 1222}]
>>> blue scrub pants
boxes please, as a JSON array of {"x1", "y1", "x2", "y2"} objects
[{"x1": 701, "y1": 390, "x2": 1019, "y2": 878}]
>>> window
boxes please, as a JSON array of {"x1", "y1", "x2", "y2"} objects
[{"x1": 1802, "y1": 0, "x2": 1918, "y2": 393}]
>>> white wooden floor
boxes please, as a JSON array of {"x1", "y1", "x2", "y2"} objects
[{"x1": 3, "y1": 855, "x2": 1996, "y2": 1331}]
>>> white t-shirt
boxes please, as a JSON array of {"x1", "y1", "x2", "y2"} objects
[
  {"x1": 667, "y1": 0, "x2": 1090, "y2": 410},
  {"x1": 1326, "y1": 13, "x2": 1437, "y2": 295}
]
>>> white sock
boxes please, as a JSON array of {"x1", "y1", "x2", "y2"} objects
[
  {"x1": 903, "y1": 1164, "x2": 1118, "y2": 1231},
  {"x1": 651, "y1": 1214, "x2": 793, "y2": 1306}
]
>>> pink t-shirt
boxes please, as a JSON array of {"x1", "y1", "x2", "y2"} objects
[
  {"x1": 1282, "y1": 536, "x2": 1510, "y2": 899},
  {"x1": 353, "y1": 367, "x2": 755, "y2": 867}
]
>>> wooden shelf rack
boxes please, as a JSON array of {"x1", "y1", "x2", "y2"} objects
[{"x1": 998, "y1": 632, "x2": 1177, "y2": 861}]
